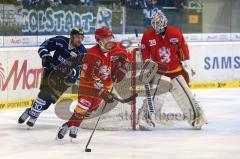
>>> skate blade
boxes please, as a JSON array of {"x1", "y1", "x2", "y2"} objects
[
  {"x1": 192, "y1": 127, "x2": 202, "y2": 130},
  {"x1": 55, "y1": 139, "x2": 70, "y2": 145},
  {"x1": 26, "y1": 126, "x2": 32, "y2": 130},
  {"x1": 55, "y1": 136, "x2": 60, "y2": 141},
  {"x1": 139, "y1": 125, "x2": 151, "y2": 131},
  {"x1": 70, "y1": 138, "x2": 79, "y2": 144}
]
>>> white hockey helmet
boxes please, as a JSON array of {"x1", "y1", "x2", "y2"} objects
[{"x1": 151, "y1": 11, "x2": 168, "y2": 34}]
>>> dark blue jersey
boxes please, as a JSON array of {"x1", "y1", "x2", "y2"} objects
[{"x1": 38, "y1": 36, "x2": 87, "y2": 79}]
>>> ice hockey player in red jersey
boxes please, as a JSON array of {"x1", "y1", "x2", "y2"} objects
[
  {"x1": 138, "y1": 11, "x2": 207, "y2": 130},
  {"x1": 57, "y1": 27, "x2": 131, "y2": 139}
]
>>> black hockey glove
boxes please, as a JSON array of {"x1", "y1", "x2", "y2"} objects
[
  {"x1": 42, "y1": 56, "x2": 53, "y2": 69},
  {"x1": 64, "y1": 68, "x2": 78, "y2": 86}
]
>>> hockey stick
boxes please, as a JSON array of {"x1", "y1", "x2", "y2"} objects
[
  {"x1": 84, "y1": 87, "x2": 137, "y2": 152},
  {"x1": 84, "y1": 81, "x2": 138, "y2": 151},
  {"x1": 85, "y1": 87, "x2": 114, "y2": 152},
  {"x1": 113, "y1": 93, "x2": 138, "y2": 103}
]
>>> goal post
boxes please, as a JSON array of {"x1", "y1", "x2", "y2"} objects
[{"x1": 131, "y1": 48, "x2": 137, "y2": 130}]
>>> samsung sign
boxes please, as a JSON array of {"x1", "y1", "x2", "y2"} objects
[{"x1": 204, "y1": 56, "x2": 240, "y2": 70}]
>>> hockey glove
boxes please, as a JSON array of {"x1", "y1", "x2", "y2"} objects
[
  {"x1": 112, "y1": 66, "x2": 128, "y2": 83},
  {"x1": 64, "y1": 68, "x2": 78, "y2": 86},
  {"x1": 42, "y1": 56, "x2": 53, "y2": 69},
  {"x1": 98, "y1": 88, "x2": 114, "y2": 103}
]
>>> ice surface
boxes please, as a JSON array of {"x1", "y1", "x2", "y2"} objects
[{"x1": 0, "y1": 88, "x2": 240, "y2": 159}]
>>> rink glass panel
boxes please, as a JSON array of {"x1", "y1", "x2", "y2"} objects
[{"x1": 0, "y1": 0, "x2": 240, "y2": 37}]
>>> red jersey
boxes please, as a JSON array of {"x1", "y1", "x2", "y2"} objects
[
  {"x1": 80, "y1": 42, "x2": 130, "y2": 90},
  {"x1": 141, "y1": 26, "x2": 189, "y2": 74}
]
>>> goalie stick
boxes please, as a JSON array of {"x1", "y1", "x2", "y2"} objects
[{"x1": 134, "y1": 29, "x2": 157, "y2": 126}]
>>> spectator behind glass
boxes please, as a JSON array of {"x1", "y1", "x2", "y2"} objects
[
  {"x1": 80, "y1": 0, "x2": 93, "y2": 6},
  {"x1": 17, "y1": 0, "x2": 62, "y2": 7},
  {"x1": 61, "y1": 0, "x2": 93, "y2": 5},
  {"x1": 48, "y1": 0, "x2": 62, "y2": 7},
  {"x1": 134, "y1": 0, "x2": 147, "y2": 8},
  {"x1": 143, "y1": 0, "x2": 163, "y2": 26},
  {"x1": 176, "y1": 0, "x2": 188, "y2": 10},
  {"x1": 20, "y1": 0, "x2": 41, "y2": 6},
  {"x1": 120, "y1": 0, "x2": 147, "y2": 9},
  {"x1": 162, "y1": 0, "x2": 189, "y2": 9}
]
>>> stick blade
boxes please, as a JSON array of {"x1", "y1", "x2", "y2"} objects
[
  {"x1": 113, "y1": 93, "x2": 138, "y2": 103},
  {"x1": 85, "y1": 148, "x2": 92, "y2": 152}
]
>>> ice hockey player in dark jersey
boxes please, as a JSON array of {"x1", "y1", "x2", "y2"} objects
[{"x1": 18, "y1": 27, "x2": 87, "y2": 128}]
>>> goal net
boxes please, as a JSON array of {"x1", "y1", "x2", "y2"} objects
[{"x1": 80, "y1": 48, "x2": 140, "y2": 130}]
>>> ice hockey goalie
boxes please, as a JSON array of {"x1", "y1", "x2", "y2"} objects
[{"x1": 138, "y1": 11, "x2": 207, "y2": 130}]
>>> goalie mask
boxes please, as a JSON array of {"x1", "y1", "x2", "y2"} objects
[{"x1": 151, "y1": 11, "x2": 168, "y2": 34}]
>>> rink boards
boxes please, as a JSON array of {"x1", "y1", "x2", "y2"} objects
[{"x1": 0, "y1": 42, "x2": 240, "y2": 110}]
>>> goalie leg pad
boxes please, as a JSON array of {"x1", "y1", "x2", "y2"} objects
[
  {"x1": 148, "y1": 74, "x2": 171, "y2": 122},
  {"x1": 154, "y1": 95, "x2": 165, "y2": 118},
  {"x1": 170, "y1": 75, "x2": 207, "y2": 128},
  {"x1": 154, "y1": 94, "x2": 175, "y2": 125},
  {"x1": 151, "y1": 74, "x2": 171, "y2": 96}
]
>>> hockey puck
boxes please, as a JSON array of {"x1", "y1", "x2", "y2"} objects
[{"x1": 85, "y1": 148, "x2": 92, "y2": 152}]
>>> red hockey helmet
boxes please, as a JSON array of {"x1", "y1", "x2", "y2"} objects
[{"x1": 95, "y1": 27, "x2": 113, "y2": 42}]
